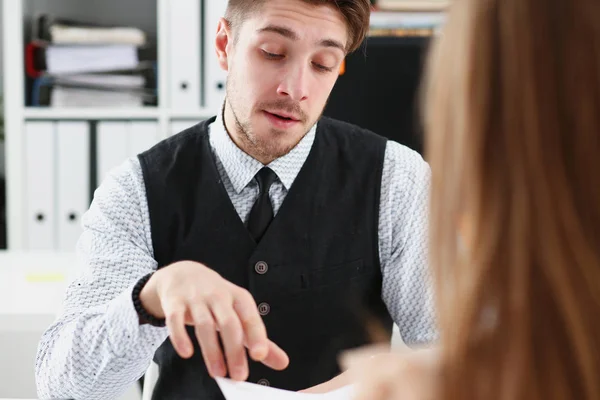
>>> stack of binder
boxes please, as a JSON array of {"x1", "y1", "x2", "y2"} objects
[
  {"x1": 202, "y1": 0, "x2": 229, "y2": 110},
  {"x1": 165, "y1": 0, "x2": 228, "y2": 110},
  {"x1": 23, "y1": 119, "x2": 161, "y2": 251},
  {"x1": 26, "y1": 14, "x2": 157, "y2": 107}
]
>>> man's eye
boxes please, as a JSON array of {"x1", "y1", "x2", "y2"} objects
[
  {"x1": 313, "y1": 63, "x2": 334, "y2": 73},
  {"x1": 262, "y1": 50, "x2": 283, "y2": 59}
]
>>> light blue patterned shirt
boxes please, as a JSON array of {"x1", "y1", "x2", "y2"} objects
[{"x1": 35, "y1": 111, "x2": 436, "y2": 400}]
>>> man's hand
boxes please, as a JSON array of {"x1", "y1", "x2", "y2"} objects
[{"x1": 139, "y1": 261, "x2": 289, "y2": 380}]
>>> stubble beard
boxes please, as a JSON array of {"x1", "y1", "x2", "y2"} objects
[{"x1": 225, "y1": 77, "x2": 327, "y2": 162}]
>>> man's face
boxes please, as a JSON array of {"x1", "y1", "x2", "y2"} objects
[{"x1": 216, "y1": 0, "x2": 348, "y2": 162}]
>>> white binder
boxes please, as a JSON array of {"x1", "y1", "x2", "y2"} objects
[
  {"x1": 96, "y1": 121, "x2": 129, "y2": 186},
  {"x1": 24, "y1": 121, "x2": 56, "y2": 250},
  {"x1": 203, "y1": 0, "x2": 228, "y2": 110},
  {"x1": 56, "y1": 121, "x2": 90, "y2": 251},
  {"x1": 129, "y1": 120, "x2": 160, "y2": 156},
  {"x1": 168, "y1": 0, "x2": 202, "y2": 108}
]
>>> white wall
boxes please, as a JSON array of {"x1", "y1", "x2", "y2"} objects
[
  {"x1": 0, "y1": 0, "x2": 5, "y2": 178},
  {"x1": 0, "y1": 0, "x2": 4, "y2": 94}
]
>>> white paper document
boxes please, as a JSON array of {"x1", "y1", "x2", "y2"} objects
[
  {"x1": 215, "y1": 377, "x2": 355, "y2": 400},
  {"x1": 46, "y1": 44, "x2": 139, "y2": 75}
]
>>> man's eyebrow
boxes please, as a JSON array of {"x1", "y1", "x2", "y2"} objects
[
  {"x1": 319, "y1": 38, "x2": 346, "y2": 52},
  {"x1": 257, "y1": 25, "x2": 299, "y2": 40},
  {"x1": 257, "y1": 24, "x2": 346, "y2": 52}
]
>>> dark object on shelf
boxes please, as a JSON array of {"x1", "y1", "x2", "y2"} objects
[{"x1": 324, "y1": 36, "x2": 432, "y2": 156}]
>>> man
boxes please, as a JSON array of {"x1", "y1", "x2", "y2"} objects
[{"x1": 35, "y1": 1, "x2": 436, "y2": 399}]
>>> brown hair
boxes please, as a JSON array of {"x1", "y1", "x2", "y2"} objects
[
  {"x1": 423, "y1": 0, "x2": 600, "y2": 398},
  {"x1": 224, "y1": 0, "x2": 371, "y2": 53}
]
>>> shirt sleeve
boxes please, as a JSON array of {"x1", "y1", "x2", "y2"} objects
[
  {"x1": 378, "y1": 141, "x2": 438, "y2": 346},
  {"x1": 35, "y1": 157, "x2": 169, "y2": 400}
]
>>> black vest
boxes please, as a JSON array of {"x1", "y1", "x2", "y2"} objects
[{"x1": 138, "y1": 116, "x2": 393, "y2": 400}]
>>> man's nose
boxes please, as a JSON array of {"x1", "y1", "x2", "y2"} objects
[{"x1": 277, "y1": 64, "x2": 309, "y2": 102}]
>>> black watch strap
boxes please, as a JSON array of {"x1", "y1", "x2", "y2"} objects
[{"x1": 132, "y1": 272, "x2": 166, "y2": 327}]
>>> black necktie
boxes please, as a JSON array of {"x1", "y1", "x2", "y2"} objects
[{"x1": 247, "y1": 167, "x2": 277, "y2": 242}]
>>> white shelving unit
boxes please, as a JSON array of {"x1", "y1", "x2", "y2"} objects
[
  {"x1": 1, "y1": 0, "x2": 443, "y2": 251},
  {"x1": 22, "y1": 107, "x2": 162, "y2": 120},
  {"x1": 2, "y1": 0, "x2": 221, "y2": 250}
]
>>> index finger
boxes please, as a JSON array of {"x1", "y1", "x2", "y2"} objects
[
  {"x1": 233, "y1": 289, "x2": 269, "y2": 361},
  {"x1": 260, "y1": 340, "x2": 289, "y2": 371}
]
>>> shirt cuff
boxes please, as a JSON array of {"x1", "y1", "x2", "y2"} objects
[{"x1": 105, "y1": 282, "x2": 169, "y2": 358}]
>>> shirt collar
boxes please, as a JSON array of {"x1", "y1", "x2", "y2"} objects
[{"x1": 209, "y1": 104, "x2": 317, "y2": 193}]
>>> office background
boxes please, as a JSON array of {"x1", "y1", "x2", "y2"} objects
[{"x1": 0, "y1": 0, "x2": 445, "y2": 398}]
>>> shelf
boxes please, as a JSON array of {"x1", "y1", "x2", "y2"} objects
[
  {"x1": 168, "y1": 108, "x2": 219, "y2": 120},
  {"x1": 23, "y1": 107, "x2": 161, "y2": 120},
  {"x1": 364, "y1": 35, "x2": 433, "y2": 46},
  {"x1": 22, "y1": 107, "x2": 220, "y2": 120},
  {"x1": 370, "y1": 10, "x2": 446, "y2": 21},
  {"x1": 374, "y1": 1, "x2": 449, "y2": 12}
]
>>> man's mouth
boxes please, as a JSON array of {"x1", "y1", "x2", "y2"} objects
[{"x1": 265, "y1": 110, "x2": 300, "y2": 122}]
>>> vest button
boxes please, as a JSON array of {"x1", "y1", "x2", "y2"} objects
[
  {"x1": 255, "y1": 261, "x2": 268, "y2": 275},
  {"x1": 258, "y1": 302, "x2": 271, "y2": 316},
  {"x1": 257, "y1": 379, "x2": 270, "y2": 386}
]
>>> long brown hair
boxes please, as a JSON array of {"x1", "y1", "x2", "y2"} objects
[{"x1": 423, "y1": 0, "x2": 600, "y2": 398}]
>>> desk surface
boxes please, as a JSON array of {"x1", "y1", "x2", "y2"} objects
[{"x1": 0, "y1": 251, "x2": 79, "y2": 330}]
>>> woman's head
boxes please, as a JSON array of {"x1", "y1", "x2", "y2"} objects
[{"x1": 424, "y1": 0, "x2": 600, "y2": 398}]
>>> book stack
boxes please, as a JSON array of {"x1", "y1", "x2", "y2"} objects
[{"x1": 26, "y1": 14, "x2": 157, "y2": 107}]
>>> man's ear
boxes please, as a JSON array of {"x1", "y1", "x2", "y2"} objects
[{"x1": 215, "y1": 18, "x2": 232, "y2": 72}]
